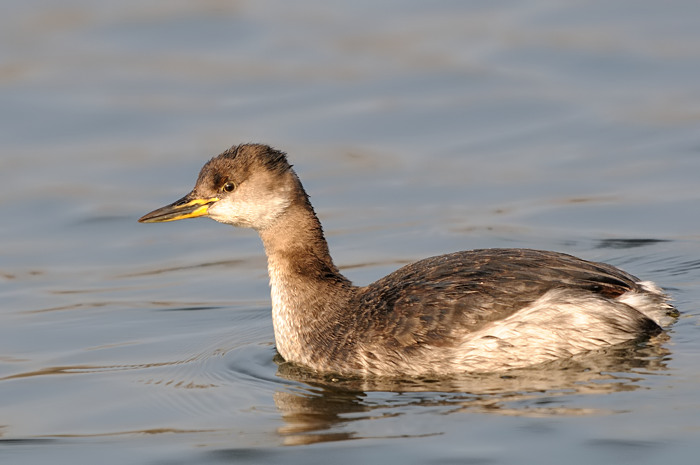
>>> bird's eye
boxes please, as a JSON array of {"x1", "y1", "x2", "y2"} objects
[{"x1": 222, "y1": 182, "x2": 236, "y2": 193}]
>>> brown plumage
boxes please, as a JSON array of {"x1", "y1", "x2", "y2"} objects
[{"x1": 139, "y1": 144, "x2": 675, "y2": 377}]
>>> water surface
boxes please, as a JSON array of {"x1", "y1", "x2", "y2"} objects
[{"x1": 2, "y1": 1, "x2": 700, "y2": 464}]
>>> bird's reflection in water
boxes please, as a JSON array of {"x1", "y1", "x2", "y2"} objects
[{"x1": 272, "y1": 337, "x2": 672, "y2": 446}]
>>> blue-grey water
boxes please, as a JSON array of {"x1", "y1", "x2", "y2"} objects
[{"x1": 2, "y1": 1, "x2": 700, "y2": 464}]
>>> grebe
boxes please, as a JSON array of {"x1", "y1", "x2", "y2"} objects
[{"x1": 139, "y1": 144, "x2": 675, "y2": 377}]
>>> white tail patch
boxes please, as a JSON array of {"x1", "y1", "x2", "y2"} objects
[{"x1": 617, "y1": 280, "x2": 675, "y2": 328}]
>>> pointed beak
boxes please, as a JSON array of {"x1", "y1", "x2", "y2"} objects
[{"x1": 138, "y1": 193, "x2": 220, "y2": 223}]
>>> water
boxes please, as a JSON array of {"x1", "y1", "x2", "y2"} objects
[{"x1": 2, "y1": 0, "x2": 700, "y2": 463}]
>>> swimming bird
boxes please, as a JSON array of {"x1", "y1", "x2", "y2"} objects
[{"x1": 139, "y1": 144, "x2": 675, "y2": 377}]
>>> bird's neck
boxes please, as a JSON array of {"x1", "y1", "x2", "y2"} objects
[{"x1": 257, "y1": 180, "x2": 353, "y2": 365}]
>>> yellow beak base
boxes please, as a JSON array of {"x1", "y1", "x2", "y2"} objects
[{"x1": 138, "y1": 195, "x2": 219, "y2": 223}]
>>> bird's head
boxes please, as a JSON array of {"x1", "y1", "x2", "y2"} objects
[{"x1": 139, "y1": 144, "x2": 297, "y2": 230}]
